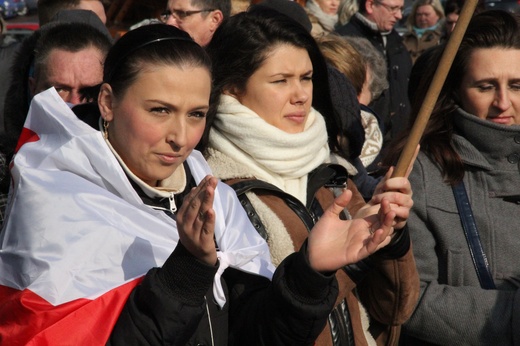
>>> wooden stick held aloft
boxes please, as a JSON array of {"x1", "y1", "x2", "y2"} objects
[{"x1": 391, "y1": 0, "x2": 479, "y2": 178}]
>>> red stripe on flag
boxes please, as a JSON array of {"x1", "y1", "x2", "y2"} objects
[
  {"x1": 14, "y1": 128, "x2": 40, "y2": 154},
  {"x1": 0, "y1": 278, "x2": 143, "y2": 345}
]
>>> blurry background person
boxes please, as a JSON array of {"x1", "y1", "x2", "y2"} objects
[
  {"x1": 0, "y1": 21, "x2": 112, "y2": 226},
  {"x1": 442, "y1": 0, "x2": 461, "y2": 40},
  {"x1": 161, "y1": 0, "x2": 231, "y2": 46},
  {"x1": 0, "y1": 17, "x2": 20, "y2": 135},
  {"x1": 38, "y1": 0, "x2": 108, "y2": 25},
  {"x1": 305, "y1": 0, "x2": 340, "y2": 36},
  {"x1": 318, "y1": 34, "x2": 387, "y2": 200},
  {"x1": 384, "y1": 10, "x2": 520, "y2": 345},
  {"x1": 402, "y1": 0, "x2": 445, "y2": 64},
  {"x1": 336, "y1": 0, "x2": 412, "y2": 143},
  {"x1": 337, "y1": 0, "x2": 358, "y2": 26}
]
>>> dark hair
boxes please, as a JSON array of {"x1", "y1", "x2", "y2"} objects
[
  {"x1": 384, "y1": 10, "x2": 520, "y2": 184},
  {"x1": 38, "y1": 0, "x2": 78, "y2": 24},
  {"x1": 103, "y1": 24, "x2": 212, "y2": 100},
  {"x1": 190, "y1": 0, "x2": 232, "y2": 18},
  {"x1": 205, "y1": 11, "x2": 345, "y2": 158},
  {"x1": 33, "y1": 22, "x2": 112, "y2": 83}
]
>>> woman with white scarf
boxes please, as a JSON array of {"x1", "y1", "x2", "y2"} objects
[
  {"x1": 306, "y1": 0, "x2": 340, "y2": 36},
  {"x1": 204, "y1": 11, "x2": 419, "y2": 346}
]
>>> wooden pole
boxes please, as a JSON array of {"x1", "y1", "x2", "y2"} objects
[{"x1": 391, "y1": 0, "x2": 479, "y2": 178}]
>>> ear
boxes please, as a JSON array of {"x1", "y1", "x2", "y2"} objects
[
  {"x1": 209, "y1": 10, "x2": 224, "y2": 31},
  {"x1": 366, "y1": 0, "x2": 375, "y2": 15},
  {"x1": 222, "y1": 86, "x2": 242, "y2": 100},
  {"x1": 98, "y1": 83, "x2": 115, "y2": 122}
]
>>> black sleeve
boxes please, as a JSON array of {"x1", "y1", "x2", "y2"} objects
[
  {"x1": 224, "y1": 242, "x2": 338, "y2": 346},
  {"x1": 107, "y1": 242, "x2": 218, "y2": 346}
]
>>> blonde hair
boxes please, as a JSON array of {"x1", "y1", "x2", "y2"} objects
[
  {"x1": 406, "y1": 0, "x2": 445, "y2": 31},
  {"x1": 316, "y1": 34, "x2": 366, "y2": 95}
]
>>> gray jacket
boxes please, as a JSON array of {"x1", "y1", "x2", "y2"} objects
[{"x1": 402, "y1": 109, "x2": 520, "y2": 345}]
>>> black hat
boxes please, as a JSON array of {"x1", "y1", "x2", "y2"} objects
[{"x1": 249, "y1": 0, "x2": 313, "y2": 33}]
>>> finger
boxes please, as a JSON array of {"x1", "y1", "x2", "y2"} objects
[
  {"x1": 197, "y1": 177, "x2": 217, "y2": 223},
  {"x1": 327, "y1": 189, "x2": 353, "y2": 216}
]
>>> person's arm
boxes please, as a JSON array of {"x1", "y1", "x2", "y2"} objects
[
  {"x1": 108, "y1": 175, "x2": 220, "y2": 345},
  {"x1": 224, "y1": 242, "x2": 338, "y2": 345},
  {"x1": 107, "y1": 242, "x2": 217, "y2": 345},
  {"x1": 402, "y1": 155, "x2": 520, "y2": 345}
]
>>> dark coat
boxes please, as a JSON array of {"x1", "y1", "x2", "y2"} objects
[
  {"x1": 336, "y1": 14, "x2": 413, "y2": 141},
  {"x1": 71, "y1": 104, "x2": 340, "y2": 346},
  {"x1": 207, "y1": 148, "x2": 420, "y2": 346}
]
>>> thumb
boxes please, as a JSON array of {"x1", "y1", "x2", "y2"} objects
[{"x1": 326, "y1": 189, "x2": 352, "y2": 216}]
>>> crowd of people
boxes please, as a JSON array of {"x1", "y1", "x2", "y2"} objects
[{"x1": 0, "y1": 0, "x2": 518, "y2": 345}]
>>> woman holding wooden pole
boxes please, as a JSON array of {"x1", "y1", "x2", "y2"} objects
[{"x1": 385, "y1": 10, "x2": 520, "y2": 345}]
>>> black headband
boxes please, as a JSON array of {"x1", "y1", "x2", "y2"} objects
[{"x1": 105, "y1": 36, "x2": 197, "y2": 83}]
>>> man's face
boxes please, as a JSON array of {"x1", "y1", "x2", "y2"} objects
[
  {"x1": 77, "y1": 0, "x2": 107, "y2": 24},
  {"x1": 366, "y1": 0, "x2": 404, "y2": 32},
  {"x1": 163, "y1": 0, "x2": 220, "y2": 46},
  {"x1": 31, "y1": 46, "x2": 104, "y2": 105}
]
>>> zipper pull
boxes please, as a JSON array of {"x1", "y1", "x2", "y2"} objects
[{"x1": 169, "y1": 193, "x2": 177, "y2": 214}]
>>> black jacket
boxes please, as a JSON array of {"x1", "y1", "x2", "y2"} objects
[
  {"x1": 336, "y1": 14, "x2": 412, "y2": 141},
  {"x1": 71, "y1": 103, "x2": 340, "y2": 346}
]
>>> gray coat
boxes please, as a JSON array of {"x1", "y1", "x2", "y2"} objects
[{"x1": 402, "y1": 109, "x2": 520, "y2": 345}]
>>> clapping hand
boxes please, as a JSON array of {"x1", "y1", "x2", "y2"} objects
[
  {"x1": 176, "y1": 175, "x2": 218, "y2": 266},
  {"x1": 307, "y1": 189, "x2": 396, "y2": 273}
]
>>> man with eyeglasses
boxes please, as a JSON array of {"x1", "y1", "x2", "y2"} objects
[
  {"x1": 336, "y1": 0, "x2": 412, "y2": 144},
  {"x1": 161, "y1": 0, "x2": 231, "y2": 46}
]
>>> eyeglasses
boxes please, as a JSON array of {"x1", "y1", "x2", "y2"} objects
[
  {"x1": 374, "y1": 1, "x2": 403, "y2": 14},
  {"x1": 160, "y1": 8, "x2": 215, "y2": 21}
]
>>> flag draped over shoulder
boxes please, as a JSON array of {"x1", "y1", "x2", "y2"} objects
[{"x1": 0, "y1": 88, "x2": 275, "y2": 345}]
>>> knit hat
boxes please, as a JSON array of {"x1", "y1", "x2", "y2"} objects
[
  {"x1": 327, "y1": 64, "x2": 364, "y2": 160},
  {"x1": 249, "y1": 0, "x2": 313, "y2": 33}
]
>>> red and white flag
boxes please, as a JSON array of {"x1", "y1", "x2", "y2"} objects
[{"x1": 0, "y1": 88, "x2": 275, "y2": 345}]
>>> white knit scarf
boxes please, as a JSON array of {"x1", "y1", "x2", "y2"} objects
[
  {"x1": 306, "y1": 0, "x2": 338, "y2": 32},
  {"x1": 209, "y1": 95, "x2": 330, "y2": 204}
]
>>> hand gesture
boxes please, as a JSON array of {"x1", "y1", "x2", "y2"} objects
[
  {"x1": 176, "y1": 175, "x2": 218, "y2": 266},
  {"x1": 356, "y1": 145, "x2": 418, "y2": 230},
  {"x1": 307, "y1": 189, "x2": 396, "y2": 273}
]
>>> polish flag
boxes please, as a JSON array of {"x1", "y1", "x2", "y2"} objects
[{"x1": 0, "y1": 88, "x2": 275, "y2": 345}]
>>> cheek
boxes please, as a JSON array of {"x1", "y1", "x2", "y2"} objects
[{"x1": 186, "y1": 122, "x2": 206, "y2": 149}]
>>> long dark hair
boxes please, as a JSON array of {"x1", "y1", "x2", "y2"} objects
[
  {"x1": 384, "y1": 10, "x2": 520, "y2": 185},
  {"x1": 203, "y1": 10, "x2": 345, "y2": 158}
]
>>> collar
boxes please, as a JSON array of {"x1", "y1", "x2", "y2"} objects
[{"x1": 453, "y1": 108, "x2": 520, "y2": 198}]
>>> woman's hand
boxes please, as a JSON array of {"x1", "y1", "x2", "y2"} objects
[
  {"x1": 307, "y1": 189, "x2": 396, "y2": 273},
  {"x1": 176, "y1": 175, "x2": 218, "y2": 266},
  {"x1": 355, "y1": 145, "x2": 418, "y2": 230}
]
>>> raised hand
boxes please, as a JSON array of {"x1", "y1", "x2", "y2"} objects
[
  {"x1": 176, "y1": 175, "x2": 218, "y2": 265},
  {"x1": 307, "y1": 189, "x2": 396, "y2": 273}
]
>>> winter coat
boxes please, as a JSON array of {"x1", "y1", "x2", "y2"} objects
[
  {"x1": 70, "y1": 103, "x2": 341, "y2": 346},
  {"x1": 336, "y1": 14, "x2": 412, "y2": 141},
  {"x1": 401, "y1": 109, "x2": 520, "y2": 345},
  {"x1": 206, "y1": 148, "x2": 420, "y2": 346},
  {"x1": 402, "y1": 26, "x2": 443, "y2": 64}
]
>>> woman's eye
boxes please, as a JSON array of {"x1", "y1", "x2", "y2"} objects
[
  {"x1": 302, "y1": 76, "x2": 313, "y2": 82},
  {"x1": 476, "y1": 84, "x2": 493, "y2": 92},
  {"x1": 150, "y1": 107, "x2": 169, "y2": 114},
  {"x1": 510, "y1": 83, "x2": 520, "y2": 91},
  {"x1": 189, "y1": 111, "x2": 207, "y2": 118},
  {"x1": 272, "y1": 79, "x2": 287, "y2": 84}
]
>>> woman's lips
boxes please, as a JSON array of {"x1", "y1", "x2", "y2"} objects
[{"x1": 488, "y1": 116, "x2": 514, "y2": 125}]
